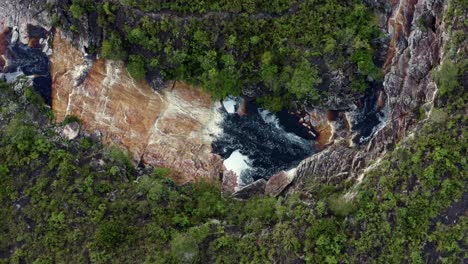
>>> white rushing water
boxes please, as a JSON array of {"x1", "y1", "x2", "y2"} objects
[
  {"x1": 223, "y1": 149, "x2": 252, "y2": 185},
  {"x1": 258, "y1": 108, "x2": 281, "y2": 129},
  {"x1": 214, "y1": 97, "x2": 315, "y2": 186},
  {"x1": 222, "y1": 96, "x2": 238, "y2": 114}
]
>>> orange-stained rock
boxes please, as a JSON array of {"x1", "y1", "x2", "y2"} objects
[
  {"x1": 222, "y1": 170, "x2": 239, "y2": 193},
  {"x1": 308, "y1": 109, "x2": 333, "y2": 150},
  {"x1": 237, "y1": 98, "x2": 247, "y2": 116},
  {"x1": 0, "y1": 28, "x2": 10, "y2": 70},
  {"x1": 377, "y1": 90, "x2": 387, "y2": 110},
  {"x1": 50, "y1": 31, "x2": 87, "y2": 122},
  {"x1": 384, "y1": 0, "x2": 418, "y2": 71},
  {"x1": 265, "y1": 169, "x2": 296, "y2": 197},
  {"x1": 50, "y1": 31, "x2": 223, "y2": 184},
  {"x1": 28, "y1": 37, "x2": 39, "y2": 48}
]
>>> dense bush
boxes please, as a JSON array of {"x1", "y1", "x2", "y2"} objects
[
  {"x1": 2, "y1": 2, "x2": 467, "y2": 261},
  {"x1": 433, "y1": 59, "x2": 461, "y2": 96},
  {"x1": 1, "y1": 79, "x2": 465, "y2": 262},
  {"x1": 101, "y1": 31, "x2": 127, "y2": 61},
  {"x1": 127, "y1": 55, "x2": 146, "y2": 80},
  {"x1": 69, "y1": 0, "x2": 95, "y2": 19},
  {"x1": 80, "y1": 0, "x2": 383, "y2": 110}
]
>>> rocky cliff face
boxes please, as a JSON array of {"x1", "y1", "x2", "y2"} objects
[
  {"x1": 290, "y1": 0, "x2": 446, "y2": 191},
  {"x1": 0, "y1": 0, "x2": 454, "y2": 195},
  {"x1": 0, "y1": 0, "x2": 50, "y2": 44},
  {"x1": 50, "y1": 31, "x2": 223, "y2": 184}
]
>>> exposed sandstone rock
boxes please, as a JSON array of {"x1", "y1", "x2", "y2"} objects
[
  {"x1": 50, "y1": 31, "x2": 223, "y2": 184},
  {"x1": 63, "y1": 122, "x2": 80, "y2": 140},
  {"x1": 290, "y1": 0, "x2": 445, "y2": 191},
  {"x1": 306, "y1": 109, "x2": 333, "y2": 149},
  {"x1": 232, "y1": 179, "x2": 267, "y2": 200},
  {"x1": 0, "y1": 28, "x2": 9, "y2": 71},
  {"x1": 237, "y1": 98, "x2": 248, "y2": 116},
  {"x1": 265, "y1": 169, "x2": 296, "y2": 197},
  {"x1": 0, "y1": 0, "x2": 51, "y2": 45},
  {"x1": 221, "y1": 170, "x2": 236, "y2": 193}
]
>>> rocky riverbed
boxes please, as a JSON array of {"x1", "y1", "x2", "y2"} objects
[{"x1": 0, "y1": 0, "x2": 447, "y2": 197}]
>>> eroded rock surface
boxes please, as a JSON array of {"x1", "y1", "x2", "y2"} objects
[
  {"x1": 63, "y1": 122, "x2": 80, "y2": 140},
  {"x1": 0, "y1": 0, "x2": 51, "y2": 45},
  {"x1": 265, "y1": 169, "x2": 296, "y2": 197},
  {"x1": 232, "y1": 179, "x2": 267, "y2": 199},
  {"x1": 1, "y1": 0, "x2": 452, "y2": 195},
  {"x1": 50, "y1": 31, "x2": 223, "y2": 184},
  {"x1": 291, "y1": 0, "x2": 445, "y2": 190}
]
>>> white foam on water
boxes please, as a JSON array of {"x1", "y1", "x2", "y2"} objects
[
  {"x1": 359, "y1": 99, "x2": 390, "y2": 144},
  {"x1": 3, "y1": 70, "x2": 24, "y2": 83},
  {"x1": 258, "y1": 108, "x2": 281, "y2": 129},
  {"x1": 222, "y1": 96, "x2": 237, "y2": 114},
  {"x1": 224, "y1": 150, "x2": 252, "y2": 184},
  {"x1": 203, "y1": 101, "x2": 224, "y2": 139},
  {"x1": 258, "y1": 108, "x2": 310, "y2": 144}
]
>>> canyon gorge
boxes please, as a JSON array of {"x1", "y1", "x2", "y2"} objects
[
  {"x1": 0, "y1": 0, "x2": 461, "y2": 196},
  {"x1": 0, "y1": 0, "x2": 466, "y2": 262}
]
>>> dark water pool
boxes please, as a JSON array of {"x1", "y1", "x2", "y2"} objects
[
  {"x1": 212, "y1": 97, "x2": 315, "y2": 185},
  {"x1": 2, "y1": 39, "x2": 51, "y2": 105}
]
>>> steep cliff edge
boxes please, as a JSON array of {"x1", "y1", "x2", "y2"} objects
[
  {"x1": 50, "y1": 31, "x2": 223, "y2": 184},
  {"x1": 290, "y1": 0, "x2": 447, "y2": 191},
  {"x1": 0, "y1": 0, "x2": 462, "y2": 194}
]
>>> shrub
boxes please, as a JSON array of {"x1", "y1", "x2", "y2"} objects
[
  {"x1": 25, "y1": 87, "x2": 45, "y2": 106},
  {"x1": 69, "y1": 2, "x2": 85, "y2": 19},
  {"x1": 127, "y1": 55, "x2": 146, "y2": 80},
  {"x1": 62, "y1": 115, "x2": 81, "y2": 125},
  {"x1": 51, "y1": 14, "x2": 61, "y2": 27},
  {"x1": 328, "y1": 194, "x2": 355, "y2": 217},
  {"x1": 170, "y1": 233, "x2": 199, "y2": 264},
  {"x1": 4, "y1": 120, "x2": 36, "y2": 154},
  {"x1": 101, "y1": 32, "x2": 127, "y2": 61},
  {"x1": 79, "y1": 138, "x2": 93, "y2": 149},
  {"x1": 69, "y1": 0, "x2": 95, "y2": 19},
  {"x1": 152, "y1": 167, "x2": 171, "y2": 178},
  {"x1": 433, "y1": 60, "x2": 460, "y2": 96},
  {"x1": 286, "y1": 58, "x2": 321, "y2": 99},
  {"x1": 107, "y1": 146, "x2": 132, "y2": 168},
  {"x1": 94, "y1": 221, "x2": 126, "y2": 248}
]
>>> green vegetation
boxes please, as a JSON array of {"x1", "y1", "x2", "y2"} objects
[
  {"x1": 101, "y1": 31, "x2": 127, "y2": 61},
  {"x1": 1, "y1": 0, "x2": 465, "y2": 262},
  {"x1": 127, "y1": 55, "x2": 146, "y2": 80},
  {"x1": 69, "y1": 0, "x2": 95, "y2": 19},
  {"x1": 61, "y1": 114, "x2": 81, "y2": 125},
  {"x1": 0, "y1": 50, "x2": 466, "y2": 262},
  {"x1": 51, "y1": 14, "x2": 61, "y2": 27},
  {"x1": 67, "y1": 0, "x2": 382, "y2": 109},
  {"x1": 434, "y1": 59, "x2": 462, "y2": 96}
]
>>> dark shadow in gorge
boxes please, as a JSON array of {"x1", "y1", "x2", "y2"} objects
[
  {"x1": 212, "y1": 98, "x2": 315, "y2": 185},
  {"x1": 1, "y1": 27, "x2": 51, "y2": 105}
]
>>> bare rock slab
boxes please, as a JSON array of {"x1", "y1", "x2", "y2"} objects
[{"x1": 63, "y1": 122, "x2": 80, "y2": 140}]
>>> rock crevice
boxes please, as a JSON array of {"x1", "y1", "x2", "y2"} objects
[{"x1": 290, "y1": 0, "x2": 445, "y2": 190}]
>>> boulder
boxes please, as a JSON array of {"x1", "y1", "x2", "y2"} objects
[
  {"x1": 265, "y1": 170, "x2": 295, "y2": 197},
  {"x1": 63, "y1": 122, "x2": 80, "y2": 140},
  {"x1": 232, "y1": 179, "x2": 266, "y2": 199}
]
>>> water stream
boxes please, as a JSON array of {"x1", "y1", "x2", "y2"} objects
[
  {"x1": 1, "y1": 37, "x2": 51, "y2": 104},
  {"x1": 2, "y1": 30, "x2": 387, "y2": 189},
  {"x1": 212, "y1": 97, "x2": 315, "y2": 186}
]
